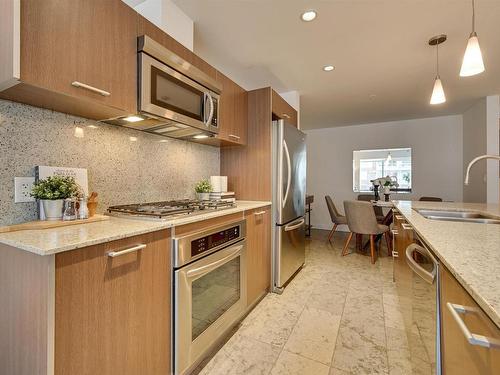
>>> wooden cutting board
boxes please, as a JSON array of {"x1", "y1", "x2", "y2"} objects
[{"x1": 0, "y1": 214, "x2": 110, "y2": 233}]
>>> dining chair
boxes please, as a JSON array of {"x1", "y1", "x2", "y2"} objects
[
  {"x1": 325, "y1": 195, "x2": 347, "y2": 243},
  {"x1": 342, "y1": 200, "x2": 391, "y2": 264},
  {"x1": 357, "y1": 194, "x2": 385, "y2": 222},
  {"x1": 419, "y1": 196, "x2": 443, "y2": 202}
]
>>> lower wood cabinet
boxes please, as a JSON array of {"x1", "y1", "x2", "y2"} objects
[
  {"x1": 245, "y1": 206, "x2": 271, "y2": 306},
  {"x1": 54, "y1": 230, "x2": 171, "y2": 375},
  {"x1": 440, "y1": 265, "x2": 500, "y2": 375}
]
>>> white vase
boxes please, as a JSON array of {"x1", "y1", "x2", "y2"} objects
[
  {"x1": 197, "y1": 192, "x2": 210, "y2": 201},
  {"x1": 41, "y1": 199, "x2": 64, "y2": 221}
]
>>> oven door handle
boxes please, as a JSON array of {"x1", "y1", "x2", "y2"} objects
[{"x1": 186, "y1": 244, "x2": 243, "y2": 279}]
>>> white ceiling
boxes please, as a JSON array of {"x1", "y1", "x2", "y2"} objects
[{"x1": 173, "y1": 0, "x2": 500, "y2": 130}]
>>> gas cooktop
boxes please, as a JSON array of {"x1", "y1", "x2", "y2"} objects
[{"x1": 108, "y1": 199, "x2": 236, "y2": 219}]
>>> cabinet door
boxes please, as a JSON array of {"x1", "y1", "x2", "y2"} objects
[
  {"x1": 440, "y1": 266, "x2": 500, "y2": 375},
  {"x1": 271, "y1": 89, "x2": 298, "y2": 127},
  {"x1": 137, "y1": 15, "x2": 216, "y2": 80},
  {"x1": 54, "y1": 230, "x2": 171, "y2": 375},
  {"x1": 216, "y1": 71, "x2": 248, "y2": 145},
  {"x1": 246, "y1": 207, "x2": 271, "y2": 306},
  {"x1": 21, "y1": 0, "x2": 137, "y2": 113}
]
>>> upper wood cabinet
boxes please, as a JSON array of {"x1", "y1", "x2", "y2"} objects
[
  {"x1": 0, "y1": 0, "x2": 137, "y2": 119},
  {"x1": 55, "y1": 230, "x2": 171, "y2": 375},
  {"x1": 216, "y1": 71, "x2": 248, "y2": 145},
  {"x1": 246, "y1": 206, "x2": 271, "y2": 306},
  {"x1": 271, "y1": 89, "x2": 298, "y2": 127},
  {"x1": 440, "y1": 265, "x2": 500, "y2": 375},
  {"x1": 137, "y1": 14, "x2": 216, "y2": 81}
]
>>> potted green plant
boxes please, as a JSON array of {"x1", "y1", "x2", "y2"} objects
[
  {"x1": 31, "y1": 176, "x2": 80, "y2": 220},
  {"x1": 194, "y1": 179, "x2": 212, "y2": 201}
]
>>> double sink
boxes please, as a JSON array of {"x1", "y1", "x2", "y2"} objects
[{"x1": 415, "y1": 209, "x2": 500, "y2": 224}]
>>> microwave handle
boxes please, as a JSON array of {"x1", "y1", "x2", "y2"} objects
[{"x1": 204, "y1": 93, "x2": 214, "y2": 127}]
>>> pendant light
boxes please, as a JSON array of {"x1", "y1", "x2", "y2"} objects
[
  {"x1": 460, "y1": 0, "x2": 485, "y2": 77},
  {"x1": 429, "y1": 34, "x2": 447, "y2": 105}
]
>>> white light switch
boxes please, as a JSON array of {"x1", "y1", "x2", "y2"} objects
[{"x1": 14, "y1": 177, "x2": 36, "y2": 203}]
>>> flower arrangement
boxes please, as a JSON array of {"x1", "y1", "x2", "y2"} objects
[
  {"x1": 31, "y1": 176, "x2": 80, "y2": 200},
  {"x1": 194, "y1": 179, "x2": 212, "y2": 194}
]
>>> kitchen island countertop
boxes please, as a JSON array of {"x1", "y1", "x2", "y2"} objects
[
  {"x1": 394, "y1": 200, "x2": 500, "y2": 328},
  {"x1": 0, "y1": 200, "x2": 271, "y2": 256}
]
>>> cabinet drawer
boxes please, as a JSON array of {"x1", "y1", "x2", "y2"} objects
[{"x1": 440, "y1": 265, "x2": 500, "y2": 375}]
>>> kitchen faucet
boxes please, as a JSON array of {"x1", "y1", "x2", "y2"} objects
[{"x1": 464, "y1": 154, "x2": 500, "y2": 185}]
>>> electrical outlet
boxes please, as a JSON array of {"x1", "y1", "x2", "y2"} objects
[{"x1": 14, "y1": 177, "x2": 35, "y2": 203}]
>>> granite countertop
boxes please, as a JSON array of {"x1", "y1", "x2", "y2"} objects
[
  {"x1": 393, "y1": 200, "x2": 500, "y2": 328},
  {"x1": 0, "y1": 201, "x2": 271, "y2": 256}
]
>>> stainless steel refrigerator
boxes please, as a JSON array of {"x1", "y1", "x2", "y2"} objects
[{"x1": 272, "y1": 120, "x2": 307, "y2": 292}]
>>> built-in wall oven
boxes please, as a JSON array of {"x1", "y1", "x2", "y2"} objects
[{"x1": 173, "y1": 219, "x2": 247, "y2": 375}]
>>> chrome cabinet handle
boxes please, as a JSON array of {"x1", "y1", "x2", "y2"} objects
[
  {"x1": 405, "y1": 244, "x2": 437, "y2": 284},
  {"x1": 447, "y1": 303, "x2": 500, "y2": 349},
  {"x1": 186, "y1": 244, "x2": 243, "y2": 279},
  {"x1": 282, "y1": 113, "x2": 291, "y2": 119},
  {"x1": 229, "y1": 134, "x2": 241, "y2": 139},
  {"x1": 71, "y1": 81, "x2": 110, "y2": 96},
  {"x1": 391, "y1": 229, "x2": 399, "y2": 235},
  {"x1": 254, "y1": 210, "x2": 266, "y2": 215},
  {"x1": 395, "y1": 215, "x2": 404, "y2": 220},
  {"x1": 107, "y1": 244, "x2": 146, "y2": 257},
  {"x1": 285, "y1": 218, "x2": 305, "y2": 232},
  {"x1": 392, "y1": 250, "x2": 399, "y2": 258},
  {"x1": 401, "y1": 223, "x2": 413, "y2": 230}
]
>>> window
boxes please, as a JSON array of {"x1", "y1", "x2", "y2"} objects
[{"x1": 353, "y1": 148, "x2": 412, "y2": 193}]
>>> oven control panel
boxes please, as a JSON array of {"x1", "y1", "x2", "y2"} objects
[{"x1": 191, "y1": 225, "x2": 240, "y2": 257}]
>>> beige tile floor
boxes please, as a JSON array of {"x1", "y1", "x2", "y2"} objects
[{"x1": 196, "y1": 229, "x2": 411, "y2": 375}]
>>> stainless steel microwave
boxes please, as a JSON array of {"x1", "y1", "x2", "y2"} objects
[{"x1": 109, "y1": 36, "x2": 221, "y2": 140}]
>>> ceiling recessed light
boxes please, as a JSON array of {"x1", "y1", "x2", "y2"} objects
[
  {"x1": 323, "y1": 65, "x2": 334, "y2": 72},
  {"x1": 123, "y1": 115, "x2": 144, "y2": 123},
  {"x1": 301, "y1": 10, "x2": 317, "y2": 22},
  {"x1": 129, "y1": 136, "x2": 138, "y2": 142}
]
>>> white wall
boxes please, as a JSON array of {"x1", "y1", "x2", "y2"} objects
[
  {"x1": 462, "y1": 95, "x2": 500, "y2": 203},
  {"x1": 306, "y1": 115, "x2": 463, "y2": 231},
  {"x1": 486, "y1": 96, "x2": 500, "y2": 203},
  {"x1": 124, "y1": 0, "x2": 194, "y2": 51}
]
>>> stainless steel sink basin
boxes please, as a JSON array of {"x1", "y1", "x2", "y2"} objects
[{"x1": 415, "y1": 209, "x2": 500, "y2": 224}]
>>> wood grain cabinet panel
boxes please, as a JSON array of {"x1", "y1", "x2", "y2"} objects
[
  {"x1": 137, "y1": 14, "x2": 216, "y2": 80},
  {"x1": 216, "y1": 71, "x2": 248, "y2": 145},
  {"x1": 440, "y1": 265, "x2": 500, "y2": 375},
  {"x1": 54, "y1": 230, "x2": 171, "y2": 375},
  {"x1": 271, "y1": 89, "x2": 298, "y2": 127},
  {"x1": 246, "y1": 207, "x2": 271, "y2": 306},
  {"x1": 20, "y1": 0, "x2": 137, "y2": 114}
]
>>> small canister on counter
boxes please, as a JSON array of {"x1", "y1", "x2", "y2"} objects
[
  {"x1": 77, "y1": 197, "x2": 89, "y2": 219},
  {"x1": 62, "y1": 198, "x2": 78, "y2": 221}
]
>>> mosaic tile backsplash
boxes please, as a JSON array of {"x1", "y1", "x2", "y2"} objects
[{"x1": 0, "y1": 99, "x2": 220, "y2": 226}]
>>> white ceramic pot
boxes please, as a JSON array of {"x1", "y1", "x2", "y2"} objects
[
  {"x1": 197, "y1": 192, "x2": 210, "y2": 201},
  {"x1": 41, "y1": 199, "x2": 64, "y2": 221}
]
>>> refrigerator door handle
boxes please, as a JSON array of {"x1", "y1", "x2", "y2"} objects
[
  {"x1": 283, "y1": 140, "x2": 292, "y2": 208},
  {"x1": 284, "y1": 218, "x2": 305, "y2": 231}
]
